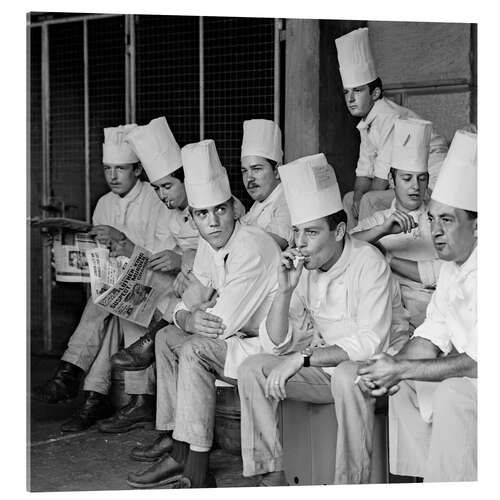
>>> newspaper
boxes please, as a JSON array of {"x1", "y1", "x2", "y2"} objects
[
  {"x1": 86, "y1": 245, "x2": 161, "y2": 327},
  {"x1": 52, "y1": 230, "x2": 101, "y2": 283}
]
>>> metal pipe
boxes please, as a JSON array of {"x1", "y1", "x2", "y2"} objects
[
  {"x1": 41, "y1": 23, "x2": 53, "y2": 353},
  {"x1": 29, "y1": 13, "x2": 120, "y2": 28},
  {"x1": 274, "y1": 18, "x2": 281, "y2": 125},
  {"x1": 129, "y1": 15, "x2": 136, "y2": 123},
  {"x1": 83, "y1": 20, "x2": 90, "y2": 223},
  {"x1": 199, "y1": 16, "x2": 204, "y2": 141},
  {"x1": 125, "y1": 16, "x2": 130, "y2": 123}
]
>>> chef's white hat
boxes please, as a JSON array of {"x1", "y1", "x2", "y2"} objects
[
  {"x1": 102, "y1": 124, "x2": 139, "y2": 165},
  {"x1": 391, "y1": 118, "x2": 433, "y2": 173},
  {"x1": 241, "y1": 119, "x2": 283, "y2": 164},
  {"x1": 431, "y1": 130, "x2": 477, "y2": 212},
  {"x1": 181, "y1": 139, "x2": 232, "y2": 209},
  {"x1": 279, "y1": 153, "x2": 343, "y2": 226},
  {"x1": 125, "y1": 117, "x2": 182, "y2": 183},
  {"x1": 335, "y1": 28, "x2": 378, "y2": 89}
]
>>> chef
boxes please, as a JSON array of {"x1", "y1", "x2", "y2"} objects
[
  {"x1": 352, "y1": 117, "x2": 442, "y2": 330},
  {"x1": 33, "y1": 124, "x2": 175, "y2": 434},
  {"x1": 237, "y1": 153, "x2": 408, "y2": 485},
  {"x1": 126, "y1": 139, "x2": 281, "y2": 489},
  {"x1": 336, "y1": 27, "x2": 448, "y2": 229},
  {"x1": 358, "y1": 130, "x2": 477, "y2": 482},
  {"x1": 239, "y1": 119, "x2": 293, "y2": 249}
]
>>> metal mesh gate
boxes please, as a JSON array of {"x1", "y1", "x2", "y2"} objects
[{"x1": 29, "y1": 12, "x2": 280, "y2": 353}]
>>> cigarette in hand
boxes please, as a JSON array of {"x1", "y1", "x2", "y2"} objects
[
  {"x1": 292, "y1": 255, "x2": 305, "y2": 268},
  {"x1": 354, "y1": 375, "x2": 361, "y2": 385}
]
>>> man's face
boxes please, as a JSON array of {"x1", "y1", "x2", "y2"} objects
[
  {"x1": 343, "y1": 84, "x2": 376, "y2": 118},
  {"x1": 293, "y1": 216, "x2": 345, "y2": 271},
  {"x1": 103, "y1": 163, "x2": 140, "y2": 197},
  {"x1": 191, "y1": 200, "x2": 236, "y2": 250},
  {"x1": 394, "y1": 169, "x2": 429, "y2": 212},
  {"x1": 241, "y1": 155, "x2": 280, "y2": 202},
  {"x1": 152, "y1": 174, "x2": 187, "y2": 210},
  {"x1": 428, "y1": 200, "x2": 477, "y2": 264}
]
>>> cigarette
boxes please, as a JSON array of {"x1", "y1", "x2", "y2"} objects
[
  {"x1": 353, "y1": 375, "x2": 361, "y2": 385},
  {"x1": 292, "y1": 255, "x2": 305, "y2": 268}
]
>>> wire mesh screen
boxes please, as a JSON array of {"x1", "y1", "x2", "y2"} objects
[
  {"x1": 135, "y1": 15, "x2": 200, "y2": 150},
  {"x1": 48, "y1": 21, "x2": 85, "y2": 220},
  {"x1": 29, "y1": 26, "x2": 44, "y2": 350},
  {"x1": 204, "y1": 16, "x2": 276, "y2": 209},
  {"x1": 88, "y1": 15, "x2": 127, "y2": 209}
]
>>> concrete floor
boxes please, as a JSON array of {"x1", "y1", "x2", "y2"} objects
[{"x1": 29, "y1": 355, "x2": 254, "y2": 492}]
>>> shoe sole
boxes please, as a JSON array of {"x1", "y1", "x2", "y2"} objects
[
  {"x1": 113, "y1": 364, "x2": 153, "y2": 372},
  {"x1": 98, "y1": 421, "x2": 155, "y2": 434},
  {"x1": 129, "y1": 452, "x2": 169, "y2": 463},
  {"x1": 126, "y1": 473, "x2": 183, "y2": 489}
]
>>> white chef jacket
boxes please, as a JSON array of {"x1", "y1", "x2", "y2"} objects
[
  {"x1": 411, "y1": 247, "x2": 477, "y2": 422},
  {"x1": 356, "y1": 97, "x2": 448, "y2": 189},
  {"x1": 352, "y1": 200, "x2": 442, "y2": 310},
  {"x1": 92, "y1": 180, "x2": 176, "y2": 253},
  {"x1": 173, "y1": 222, "x2": 281, "y2": 378},
  {"x1": 260, "y1": 235, "x2": 408, "y2": 375},
  {"x1": 240, "y1": 183, "x2": 293, "y2": 244}
]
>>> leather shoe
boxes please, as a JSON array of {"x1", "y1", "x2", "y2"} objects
[
  {"x1": 130, "y1": 432, "x2": 174, "y2": 462},
  {"x1": 111, "y1": 334, "x2": 155, "y2": 372},
  {"x1": 31, "y1": 361, "x2": 84, "y2": 404},
  {"x1": 111, "y1": 318, "x2": 168, "y2": 372},
  {"x1": 127, "y1": 454, "x2": 184, "y2": 488},
  {"x1": 172, "y1": 473, "x2": 217, "y2": 489},
  {"x1": 97, "y1": 394, "x2": 155, "y2": 434},
  {"x1": 61, "y1": 391, "x2": 114, "y2": 433}
]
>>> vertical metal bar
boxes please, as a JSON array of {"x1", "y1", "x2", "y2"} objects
[
  {"x1": 199, "y1": 16, "x2": 204, "y2": 141},
  {"x1": 274, "y1": 19, "x2": 281, "y2": 125},
  {"x1": 83, "y1": 20, "x2": 90, "y2": 223},
  {"x1": 41, "y1": 23, "x2": 53, "y2": 352},
  {"x1": 129, "y1": 15, "x2": 136, "y2": 123},
  {"x1": 125, "y1": 15, "x2": 130, "y2": 123}
]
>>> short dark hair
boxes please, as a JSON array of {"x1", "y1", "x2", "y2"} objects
[
  {"x1": 465, "y1": 210, "x2": 478, "y2": 220},
  {"x1": 170, "y1": 166, "x2": 185, "y2": 183},
  {"x1": 367, "y1": 77, "x2": 383, "y2": 98},
  {"x1": 267, "y1": 159, "x2": 278, "y2": 169},
  {"x1": 325, "y1": 210, "x2": 347, "y2": 230}
]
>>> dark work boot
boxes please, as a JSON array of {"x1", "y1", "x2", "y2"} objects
[
  {"x1": 97, "y1": 394, "x2": 155, "y2": 433},
  {"x1": 130, "y1": 431, "x2": 174, "y2": 462},
  {"x1": 60, "y1": 391, "x2": 114, "y2": 432},
  {"x1": 31, "y1": 361, "x2": 84, "y2": 404},
  {"x1": 111, "y1": 319, "x2": 169, "y2": 371}
]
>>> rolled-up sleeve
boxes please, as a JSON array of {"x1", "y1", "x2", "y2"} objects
[
  {"x1": 259, "y1": 290, "x2": 313, "y2": 355},
  {"x1": 373, "y1": 115, "x2": 397, "y2": 180},
  {"x1": 412, "y1": 266, "x2": 453, "y2": 355},
  {"x1": 355, "y1": 129, "x2": 376, "y2": 178},
  {"x1": 334, "y1": 257, "x2": 393, "y2": 361},
  {"x1": 265, "y1": 202, "x2": 294, "y2": 245}
]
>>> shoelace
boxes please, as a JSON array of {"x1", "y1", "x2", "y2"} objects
[{"x1": 129, "y1": 335, "x2": 152, "y2": 352}]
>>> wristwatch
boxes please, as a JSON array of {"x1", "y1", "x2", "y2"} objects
[{"x1": 301, "y1": 347, "x2": 313, "y2": 367}]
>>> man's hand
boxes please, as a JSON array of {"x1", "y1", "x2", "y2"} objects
[
  {"x1": 184, "y1": 309, "x2": 225, "y2": 338},
  {"x1": 357, "y1": 353, "x2": 404, "y2": 394},
  {"x1": 278, "y1": 248, "x2": 305, "y2": 292},
  {"x1": 264, "y1": 353, "x2": 303, "y2": 401},
  {"x1": 381, "y1": 210, "x2": 418, "y2": 235},
  {"x1": 148, "y1": 249, "x2": 182, "y2": 273},
  {"x1": 173, "y1": 271, "x2": 189, "y2": 297},
  {"x1": 182, "y1": 273, "x2": 218, "y2": 311},
  {"x1": 181, "y1": 249, "x2": 197, "y2": 274},
  {"x1": 89, "y1": 225, "x2": 125, "y2": 246},
  {"x1": 309, "y1": 331, "x2": 326, "y2": 348}
]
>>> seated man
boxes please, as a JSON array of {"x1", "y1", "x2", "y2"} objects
[
  {"x1": 32, "y1": 124, "x2": 182, "y2": 433},
  {"x1": 358, "y1": 130, "x2": 477, "y2": 482},
  {"x1": 240, "y1": 118, "x2": 293, "y2": 249},
  {"x1": 335, "y1": 28, "x2": 448, "y2": 229},
  {"x1": 125, "y1": 139, "x2": 281, "y2": 489},
  {"x1": 237, "y1": 153, "x2": 408, "y2": 486},
  {"x1": 351, "y1": 118, "x2": 442, "y2": 330}
]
